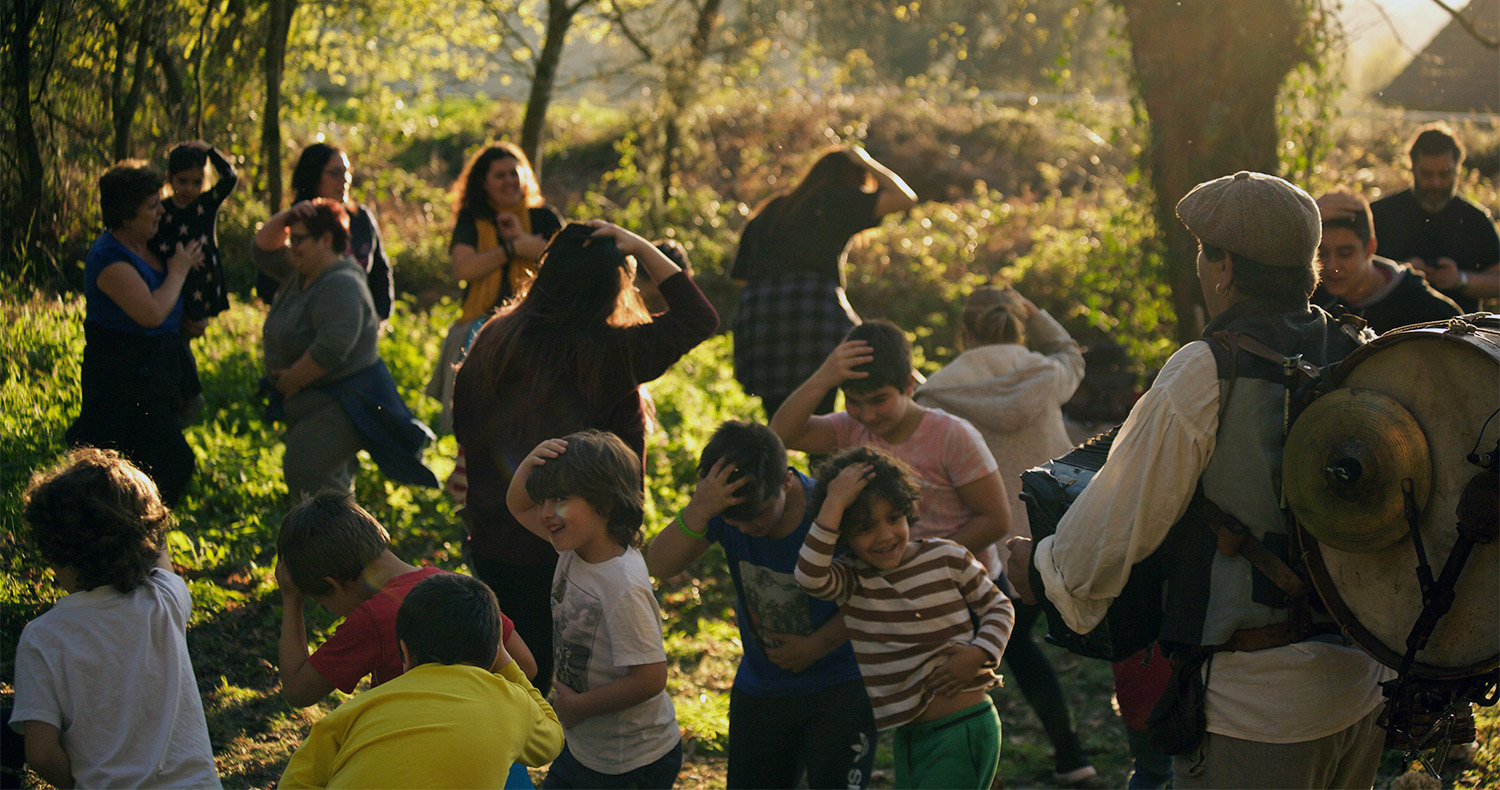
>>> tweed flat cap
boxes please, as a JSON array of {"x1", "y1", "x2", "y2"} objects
[{"x1": 1176, "y1": 171, "x2": 1320, "y2": 269}]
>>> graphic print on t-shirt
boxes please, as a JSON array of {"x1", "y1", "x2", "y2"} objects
[
  {"x1": 739, "y1": 562, "x2": 812, "y2": 646},
  {"x1": 553, "y1": 570, "x2": 602, "y2": 693}
]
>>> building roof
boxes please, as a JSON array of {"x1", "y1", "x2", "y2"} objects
[{"x1": 1377, "y1": 0, "x2": 1499, "y2": 112}]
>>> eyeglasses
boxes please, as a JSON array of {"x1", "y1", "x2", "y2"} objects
[{"x1": 288, "y1": 232, "x2": 312, "y2": 247}]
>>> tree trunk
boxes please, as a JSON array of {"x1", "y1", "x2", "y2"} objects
[
  {"x1": 262, "y1": 0, "x2": 296, "y2": 209},
  {"x1": 1117, "y1": 0, "x2": 1311, "y2": 343},
  {"x1": 521, "y1": 0, "x2": 586, "y2": 180},
  {"x1": 3, "y1": 0, "x2": 48, "y2": 267},
  {"x1": 110, "y1": 20, "x2": 152, "y2": 162},
  {"x1": 660, "y1": 0, "x2": 723, "y2": 204}
]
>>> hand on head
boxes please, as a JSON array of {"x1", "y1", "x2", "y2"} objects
[
  {"x1": 825, "y1": 462, "x2": 874, "y2": 514},
  {"x1": 692, "y1": 458, "x2": 751, "y2": 518},
  {"x1": 816, "y1": 340, "x2": 874, "y2": 387},
  {"x1": 1315, "y1": 191, "x2": 1365, "y2": 222}
]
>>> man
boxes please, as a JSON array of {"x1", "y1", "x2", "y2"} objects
[
  {"x1": 1007, "y1": 171, "x2": 1390, "y2": 788},
  {"x1": 1371, "y1": 123, "x2": 1499, "y2": 312},
  {"x1": 1313, "y1": 190, "x2": 1459, "y2": 334}
]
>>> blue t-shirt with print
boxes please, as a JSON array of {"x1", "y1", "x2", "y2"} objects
[{"x1": 705, "y1": 469, "x2": 862, "y2": 697}]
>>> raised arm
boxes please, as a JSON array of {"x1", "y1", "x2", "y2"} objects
[
  {"x1": 646, "y1": 458, "x2": 748, "y2": 580},
  {"x1": 794, "y1": 463, "x2": 872, "y2": 601},
  {"x1": 506, "y1": 438, "x2": 570, "y2": 543},
  {"x1": 769, "y1": 340, "x2": 873, "y2": 453},
  {"x1": 847, "y1": 146, "x2": 917, "y2": 217},
  {"x1": 206, "y1": 143, "x2": 238, "y2": 200},
  {"x1": 275, "y1": 559, "x2": 337, "y2": 707}
]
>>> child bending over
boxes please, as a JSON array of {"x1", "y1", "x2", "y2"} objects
[
  {"x1": 275, "y1": 491, "x2": 535, "y2": 707},
  {"x1": 796, "y1": 446, "x2": 1015, "y2": 790},
  {"x1": 10, "y1": 448, "x2": 220, "y2": 788},
  {"x1": 509, "y1": 431, "x2": 681, "y2": 789},
  {"x1": 278, "y1": 573, "x2": 562, "y2": 788}
]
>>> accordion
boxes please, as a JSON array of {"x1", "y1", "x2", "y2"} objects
[{"x1": 1020, "y1": 427, "x2": 1164, "y2": 662}]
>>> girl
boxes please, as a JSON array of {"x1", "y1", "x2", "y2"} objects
[
  {"x1": 507, "y1": 431, "x2": 681, "y2": 790},
  {"x1": 451, "y1": 219, "x2": 717, "y2": 698}
]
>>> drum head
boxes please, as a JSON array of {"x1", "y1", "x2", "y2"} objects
[{"x1": 1298, "y1": 320, "x2": 1499, "y2": 679}]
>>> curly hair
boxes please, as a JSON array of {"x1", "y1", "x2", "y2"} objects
[
  {"x1": 808, "y1": 446, "x2": 921, "y2": 542},
  {"x1": 451, "y1": 142, "x2": 543, "y2": 217},
  {"x1": 22, "y1": 448, "x2": 170, "y2": 593},
  {"x1": 525, "y1": 430, "x2": 645, "y2": 549}
]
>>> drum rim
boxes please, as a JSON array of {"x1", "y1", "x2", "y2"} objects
[
  {"x1": 1332, "y1": 315, "x2": 1500, "y2": 388},
  {"x1": 1301, "y1": 522, "x2": 1499, "y2": 680}
]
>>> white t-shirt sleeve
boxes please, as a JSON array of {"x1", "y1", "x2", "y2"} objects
[
  {"x1": 10, "y1": 630, "x2": 63, "y2": 731},
  {"x1": 604, "y1": 584, "x2": 668, "y2": 668}
]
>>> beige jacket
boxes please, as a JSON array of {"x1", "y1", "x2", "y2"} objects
[{"x1": 914, "y1": 310, "x2": 1084, "y2": 539}]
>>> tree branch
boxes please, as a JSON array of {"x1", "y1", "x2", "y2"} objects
[{"x1": 1428, "y1": 0, "x2": 1499, "y2": 49}]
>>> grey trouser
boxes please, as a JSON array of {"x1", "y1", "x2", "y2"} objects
[
  {"x1": 282, "y1": 389, "x2": 362, "y2": 500},
  {"x1": 1175, "y1": 705, "x2": 1385, "y2": 789}
]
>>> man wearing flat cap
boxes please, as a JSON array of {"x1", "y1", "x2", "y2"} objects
[
  {"x1": 1008, "y1": 172, "x2": 1389, "y2": 788},
  {"x1": 1313, "y1": 190, "x2": 1459, "y2": 334}
]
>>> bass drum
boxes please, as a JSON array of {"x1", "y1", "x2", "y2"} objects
[{"x1": 1292, "y1": 315, "x2": 1499, "y2": 680}]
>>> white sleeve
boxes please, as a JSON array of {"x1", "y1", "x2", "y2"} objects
[
  {"x1": 1034, "y1": 341, "x2": 1220, "y2": 634},
  {"x1": 9, "y1": 629, "x2": 62, "y2": 731},
  {"x1": 604, "y1": 584, "x2": 668, "y2": 667}
]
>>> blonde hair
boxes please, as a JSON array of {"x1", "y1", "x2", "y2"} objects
[{"x1": 961, "y1": 286, "x2": 1027, "y2": 348}]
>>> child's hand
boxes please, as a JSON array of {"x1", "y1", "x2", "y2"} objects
[
  {"x1": 275, "y1": 559, "x2": 304, "y2": 605},
  {"x1": 762, "y1": 631, "x2": 828, "y2": 674},
  {"x1": 689, "y1": 458, "x2": 751, "y2": 520},
  {"x1": 551, "y1": 681, "x2": 585, "y2": 729},
  {"x1": 814, "y1": 340, "x2": 874, "y2": 387},
  {"x1": 522, "y1": 438, "x2": 569, "y2": 472},
  {"x1": 925, "y1": 644, "x2": 994, "y2": 696},
  {"x1": 825, "y1": 462, "x2": 875, "y2": 515}
]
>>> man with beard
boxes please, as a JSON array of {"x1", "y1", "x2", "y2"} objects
[{"x1": 1371, "y1": 123, "x2": 1499, "y2": 312}]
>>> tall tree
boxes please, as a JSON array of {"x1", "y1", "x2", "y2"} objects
[
  {"x1": 1116, "y1": 0, "x2": 1316, "y2": 342},
  {"x1": 262, "y1": 0, "x2": 296, "y2": 209}
]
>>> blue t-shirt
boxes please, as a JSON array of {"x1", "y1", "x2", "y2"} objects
[
  {"x1": 705, "y1": 469, "x2": 862, "y2": 697},
  {"x1": 84, "y1": 231, "x2": 182, "y2": 336}
]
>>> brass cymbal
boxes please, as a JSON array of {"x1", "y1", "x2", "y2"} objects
[{"x1": 1284, "y1": 388, "x2": 1431, "y2": 553}]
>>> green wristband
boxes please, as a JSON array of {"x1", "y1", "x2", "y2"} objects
[{"x1": 676, "y1": 510, "x2": 706, "y2": 540}]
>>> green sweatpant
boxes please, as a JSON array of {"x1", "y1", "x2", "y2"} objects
[{"x1": 893, "y1": 700, "x2": 1001, "y2": 789}]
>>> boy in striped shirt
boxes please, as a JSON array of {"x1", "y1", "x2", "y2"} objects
[{"x1": 796, "y1": 446, "x2": 1014, "y2": 789}]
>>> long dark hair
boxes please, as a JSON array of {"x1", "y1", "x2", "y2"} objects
[
  {"x1": 749, "y1": 147, "x2": 871, "y2": 235},
  {"x1": 451, "y1": 142, "x2": 542, "y2": 218},
  {"x1": 462, "y1": 223, "x2": 649, "y2": 442},
  {"x1": 290, "y1": 143, "x2": 344, "y2": 204}
]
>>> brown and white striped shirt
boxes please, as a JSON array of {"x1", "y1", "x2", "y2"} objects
[{"x1": 795, "y1": 523, "x2": 1015, "y2": 731}]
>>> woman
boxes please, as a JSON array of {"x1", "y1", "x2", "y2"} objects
[
  {"x1": 1009, "y1": 173, "x2": 1387, "y2": 787},
  {"x1": 731, "y1": 145, "x2": 916, "y2": 416},
  {"x1": 428, "y1": 142, "x2": 564, "y2": 430},
  {"x1": 255, "y1": 143, "x2": 394, "y2": 321},
  {"x1": 253, "y1": 199, "x2": 436, "y2": 499},
  {"x1": 67, "y1": 161, "x2": 204, "y2": 506},
  {"x1": 452, "y1": 220, "x2": 718, "y2": 695},
  {"x1": 914, "y1": 285, "x2": 1095, "y2": 784}
]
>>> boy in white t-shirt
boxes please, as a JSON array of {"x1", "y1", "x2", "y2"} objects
[
  {"x1": 508, "y1": 431, "x2": 681, "y2": 789},
  {"x1": 770, "y1": 319, "x2": 1012, "y2": 573},
  {"x1": 9, "y1": 448, "x2": 220, "y2": 789}
]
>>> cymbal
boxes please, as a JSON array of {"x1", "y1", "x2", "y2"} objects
[{"x1": 1284, "y1": 388, "x2": 1431, "y2": 553}]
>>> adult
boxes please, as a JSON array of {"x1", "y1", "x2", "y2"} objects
[
  {"x1": 67, "y1": 161, "x2": 204, "y2": 506},
  {"x1": 731, "y1": 146, "x2": 916, "y2": 417},
  {"x1": 427, "y1": 142, "x2": 564, "y2": 431},
  {"x1": 255, "y1": 143, "x2": 394, "y2": 320},
  {"x1": 1008, "y1": 172, "x2": 1390, "y2": 788},
  {"x1": 1312, "y1": 190, "x2": 1459, "y2": 334},
  {"x1": 253, "y1": 199, "x2": 437, "y2": 500},
  {"x1": 452, "y1": 220, "x2": 718, "y2": 696},
  {"x1": 1370, "y1": 123, "x2": 1499, "y2": 312},
  {"x1": 914, "y1": 286, "x2": 1096, "y2": 784}
]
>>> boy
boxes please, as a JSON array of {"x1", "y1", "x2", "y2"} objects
[
  {"x1": 278, "y1": 573, "x2": 563, "y2": 788},
  {"x1": 10, "y1": 448, "x2": 220, "y2": 789},
  {"x1": 770, "y1": 319, "x2": 1011, "y2": 573},
  {"x1": 796, "y1": 447, "x2": 1015, "y2": 789},
  {"x1": 646, "y1": 420, "x2": 877, "y2": 789},
  {"x1": 275, "y1": 491, "x2": 535, "y2": 706},
  {"x1": 150, "y1": 140, "x2": 237, "y2": 322}
]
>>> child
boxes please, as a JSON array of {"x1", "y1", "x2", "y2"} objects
[
  {"x1": 508, "y1": 431, "x2": 681, "y2": 789},
  {"x1": 150, "y1": 140, "x2": 237, "y2": 322},
  {"x1": 796, "y1": 447, "x2": 1015, "y2": 790},
  {"x1": 278, "y1": 573, "x2": 564, "y2": 788},
  {"x1": 9, "y1": 448, "x2": 221, "y2": 789},
  {"x1": 275, "y1": 491, "x2": 536, "y2": 707},
  {"x1": 646, "y1": 420, "x2": 877, "y2": 789},
  {"x1": 769, "y1": 319, "x2": 1012, "y2": 575}
]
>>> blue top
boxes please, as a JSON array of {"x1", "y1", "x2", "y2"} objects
[
  {"x1": 705, "y1": 469, "x2": 862, "y2": 697},
  {"x1": 84, "y1": 231, "x2": 182, "y2": 336}
]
